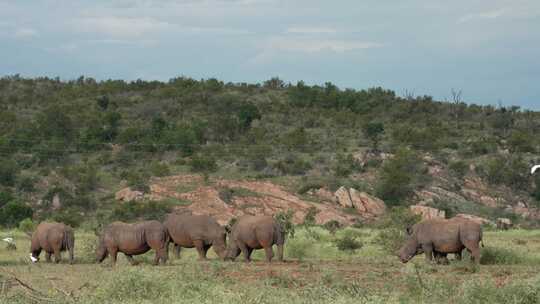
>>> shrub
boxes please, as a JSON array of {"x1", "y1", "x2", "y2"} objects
[
  {"x1": 273, "y1": 154, "x2": 312, "y2": 175},
  {"x1": 50, "y1": 209, "x2": 84, "y2": 228},
  {"x1": 362, "y1": 121, "x2": 385, "y2": 150},
  {"x1": 334, "y1": 153, "x2": 362, "y2": 177},
  {"x1": 110, "y1": 200, "x2": 172, "y2": 222},
  {"x1": 0, "y1": 190, "x2": 14, "y2": 208},
  {"x1": 149, "y1": 162, "x2": 171, "y2": 177},
  {"x1": 286, "y1": 238, "x2": 312, "y2": 261},
  {"x1": 448, "y1": 160, "x2": 468, "y2": 178},
  {"x1": 122, "y1": 170, "x2": 150, "y2": 193},
  {"x1": 190, "y1": 154, "x2": 218, "y2": 174},
  {"x1": 508, "y1": 131, "x2": 535, "y2": 153},
  {"x1": 0, "y1": 201, "x2": 33, "y2": 228},
  {"x1": 18, "y1": 218, "x2": 36, "y2": 235},
  {"x1": 334, "y1": 231, "x2": 363, "y2": 253},
  {"x1": 274, "y1": 209, "x2": 296, "y2": 239},
  {"x1": 302, "y1": 207, "x2": 319, "y2": 226},
  {"x1": 16, "y1": 175, "x2": 36, "y2": 193},
  {"x1": 0, "y1": 159, "x2": 18, "y2": 186},
  {"x1": 375, "y1": 148, "x2": 425, "y2": 205},
  {"x1": 480, "y1": 247, "x2": 525, "y2": 265},
  {"x1": 322, "y1": 220, "x2": 343, "y2": 235}
]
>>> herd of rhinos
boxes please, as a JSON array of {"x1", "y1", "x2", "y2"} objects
[{"x1": 28, "y1": 212, "x2": 484, "y2": 266}]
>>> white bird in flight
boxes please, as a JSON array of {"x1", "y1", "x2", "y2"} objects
[{"x1": 532, "y1": 165, "x2": 540, "y2": 174}]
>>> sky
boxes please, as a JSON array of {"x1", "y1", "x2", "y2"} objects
[{"x1": 0, "y1": 0, "x2": 539, "y2": 109}]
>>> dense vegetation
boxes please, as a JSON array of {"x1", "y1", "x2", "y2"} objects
[{"x1": 0, "y1": 75, "x2": 539, "y2": 228}]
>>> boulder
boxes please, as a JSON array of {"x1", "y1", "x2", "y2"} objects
[
  {"x1": 115, "y1": 187, "x2": 144, "y2": 202},
  {"x1": 410, "y1": 205, "x2": 445, "y2": 220},
  {"x1": 496, "y1": 218, "x2": 512, "y2": 230},
  {"x1": 349, "y1": 189, "x2": 386, "y2": 218},
  {"x1": 51, "y1": 193, "x2": 62, "y2": 210},
  {"x1": 454, "y1": 213, "x2": 493, "y2": 226},
  {"x1": 334, "y1": 186, "x2": 353, "y2": 208}
]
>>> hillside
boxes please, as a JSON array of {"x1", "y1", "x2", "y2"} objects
[{"x1": 0, "y1": 75, "x2": 539, "y2": 229}]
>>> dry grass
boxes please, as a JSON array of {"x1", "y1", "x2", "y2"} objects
[{"x1": 1, "y1": 228, "x2": 540, "y2": 303}]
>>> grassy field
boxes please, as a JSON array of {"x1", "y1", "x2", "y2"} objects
[{"x1": 1, "y1": 227, "x2": 540, "y2": 303}]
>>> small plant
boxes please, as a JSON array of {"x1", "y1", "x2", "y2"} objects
[
  {"x1": 18, "y1": 218, "x2": 36, "y2": 236},
  {"x1": 448, "y1": 160, "x2": 468, "y2": 178},
  {"x1": 323, "y1": 220, "x2": 343, "y2": 235},
  {"x1": 302, "y1": 207, "x2": 319, "y2": 226},
  {"x1": 334, "y1": 231, "x2": 363, "y2": 253},
  {"x1": 480, "y1": 246, "x2": 525, "y2": 265},
  {"x1": 274, "y1": 209, "x2": 296, "y2": 239}
]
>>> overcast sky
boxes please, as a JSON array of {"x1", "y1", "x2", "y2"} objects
[{"x1": 1, "y1": 0, "x2": 539, "y2": 109}]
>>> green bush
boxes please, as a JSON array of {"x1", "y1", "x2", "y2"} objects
[
  {"x1": 334, "y1": 153, "x2": 361, "y2": 177},
  {"x1": 149, "y1": 162, "x2": 171, "y2": 177},
  {"x1": 0, "y1": 201, "x2": 33, "y2": 227},
  {"x1": 286, "y1": 238, "x2": 312, "y2": 261},
  {"x1": 375, "y1": 148, "x2": 425, "y2": 205},
  {"x1": 110, "y1": 200, "x2": 172, "y2": 222},
  {"x1": 18, "y1": 218, "x2": 36, "y2": 235},
  {"x1": 508, "y1": 131, "x2": 535, "y2": 153},
  {"x1": 322, "y1": 220, "x2": 343, "y2": 235},
  {"x1": 334, "y1": 231, "x2": 363, "y2": 253},
  {"x1": 480, "y1": 246, "x2": 525, "y2": 265},
  {"x1": 16, "y1": 175, "x2": 36, "y2": 193},
  {"x1": 362, "y1": 121, "x2": 385, "y2": 150},
  {"x1": 190, "y1": 154, "x2": 218, "y2": 174},
  {"x1": 448, "y1": 160, "x2": 468, "y2": 178},
  {"x1": 273, "y1": 154, "x2": 312, "y2": 175},
  {"x1": 274, "y1": 209, "x2": 296, "y2": 239},
  {"x1": 0, "y1": 190, "x2": 14, "y2": 208},
  {"x1": 0, "y1": 159, "x2": 18, "y2": 186}
]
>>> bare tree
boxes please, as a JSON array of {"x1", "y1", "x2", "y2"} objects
[{"x1": 451, "y1": 88, "x2": 464, "y2": 127}]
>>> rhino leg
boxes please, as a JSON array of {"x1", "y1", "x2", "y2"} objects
[
  {"x1": 455, "y1": 251, "x2": 462, "y2": 261},
  {"x1": 237, "y1": 241, "x2": 252, "y2": 262},
  {"x1": 110, "y1": 248, "x2": 118, "y2": 265},
  {"x1": 276, "y1": 244, "x2": 284, "y2": 262},
  {"x1": 193, "y1": 240, "x2": 207, "y2": 260},
  {"x1": 174, "y1": 244, "x2": 181, "y2": 259},
  {"x1": 264, "y1": 246, "x2": 274, "y2": 263},
  {"x1": 421, "y1": 243, "x2": 434, "y2": 263},
  {"x1": 463, "y1": 241, "x2": 480, "y2": 264},
  {"x1": 53, "y1": 248, "x2": 62, "y2": 263},
  {"x1": 45, "y1": 252, "x2": 52, "y2": 263},
  {"x1": 125, "y1": 254, "x2": 139, "y2": 266}
]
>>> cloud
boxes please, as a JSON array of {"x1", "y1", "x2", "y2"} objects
[
  {"x1": 74, "y1": 16, "x2": 170, "y2": 38},
  {"x1": 264, "y1": 37, "x2": 383, "y2": 53},
  {"x1": 14, "y1": 28, "x2": 38, "y2": 38},
  {"x1": 286, "y1": 27, "x2": 337, "y2": 34},
  {"x1": 458, "y1": 9, "x2": 506, "y2": 23}
]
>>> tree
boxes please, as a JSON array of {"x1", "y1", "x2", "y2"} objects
[{"x1": 362, "y1": 122, "x2": 385, "y2": 150}]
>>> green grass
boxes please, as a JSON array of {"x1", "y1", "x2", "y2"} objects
[{"x1": 1, "y1": 228, "x2": 540, "y2": 303}]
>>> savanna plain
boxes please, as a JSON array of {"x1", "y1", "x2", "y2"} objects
[{"x1": 2, "y1": 227, "x2": 540, "y2": 304}]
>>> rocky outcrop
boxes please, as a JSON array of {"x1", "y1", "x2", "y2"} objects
[
  {"x1": 349, "y1": 189, "x2": 386, "y2": 218},
  {"x1": 410, "y1": 205, "x2": 445, "y2": 220},
  {"x1": 496, "y1": 218, "x2": 512, "y2": 230},
  {"x1": 454, "y1": 214, "x2": 493, "y2": 226},
  {"x1": 115, "y1": 187, "x2": 144, "y2": 202},
  {"x1": 334, "y1": 186, "x2": 353, "y2": 208},
  {"x1": 145, "y1": 176, "x2": 357, "y2": 226},
  {"x1": 334, "y1": 187, "x2": 386, "y2": 219}
]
